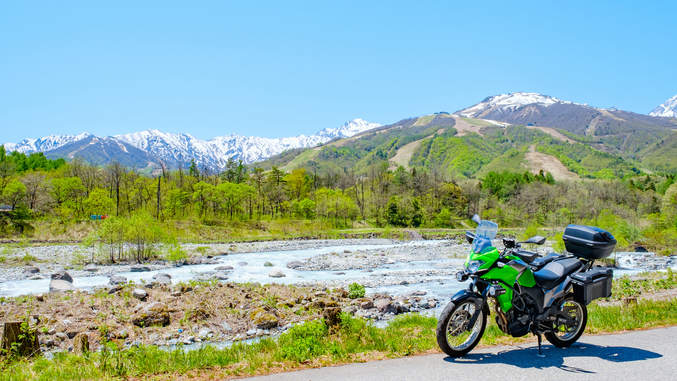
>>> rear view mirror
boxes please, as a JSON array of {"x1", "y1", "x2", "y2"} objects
[
  {"x1": 465, "y1": 231, "x2": 476, "y2": 244},
  {"x1": 520, "y1": 235, "x2": 546, "y2": 245},
  {"x1": 471, "y1": 214, "x2": 482, "y2": 225}
]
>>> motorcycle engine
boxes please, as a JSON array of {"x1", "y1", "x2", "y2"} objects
[{"x1": 495, "y1": 295, "x2": 531, "y2": 337}]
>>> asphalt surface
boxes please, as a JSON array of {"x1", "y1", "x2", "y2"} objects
[{"x1": 245, "y1": 327, "x2": 677, "y2": 381}]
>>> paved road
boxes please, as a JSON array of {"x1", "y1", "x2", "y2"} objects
[{"x1": 246, "y1": 327, "x2": 677, "y2": 381}]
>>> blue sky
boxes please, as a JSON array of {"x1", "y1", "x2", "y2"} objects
[{"x1": 1, "y1": 1, "x2": 675, "y2": 143}]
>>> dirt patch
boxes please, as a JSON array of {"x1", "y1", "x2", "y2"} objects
[
  {"x1": 525, "y1": 125, "x2": 576, "y2": 143},
  {"x1": 389, "y1": 139, "x2": 425, "y2": 169},
  {"x1": 451, "y1": 116, "x2": 484, "y2": 136},
  {"x1": 525, "y1": 145, "x2": 578, "y2": 180}
]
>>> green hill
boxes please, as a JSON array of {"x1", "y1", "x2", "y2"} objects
[{"x1": 253, "y1": 113, "x2": 663, "y2": 179}]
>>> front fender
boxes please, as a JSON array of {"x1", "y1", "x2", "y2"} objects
[{"x1": 449, "y1": 290, "x2": 490, "y2": 318}]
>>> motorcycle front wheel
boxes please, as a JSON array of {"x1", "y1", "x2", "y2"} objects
[{"x1": 436, "y1": 300, "x2": 486, "y2": 357}]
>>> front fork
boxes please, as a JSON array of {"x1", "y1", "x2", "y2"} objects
[{"x1": 467, "y1": 281, "x2": 489, "y2": 328}]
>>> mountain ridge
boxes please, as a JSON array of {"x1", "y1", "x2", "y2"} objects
[
  {"x1": 3, "y1": 119, "x2": 381, "y2": 169},
  {"x1": 650, "y1": 95, "x2": 677, "y2": 118}
]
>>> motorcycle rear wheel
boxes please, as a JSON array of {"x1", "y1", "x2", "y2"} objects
[
  {"x1": 436, "y1": 300, "x2": 486, "y2": 357},
  {"x1": 544, "y1": 298, "x2": 587, "y2": 347}
]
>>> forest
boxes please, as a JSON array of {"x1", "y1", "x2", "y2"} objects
[{"x1": 1, "y1": 144, "x2": 676, "y2": 260}]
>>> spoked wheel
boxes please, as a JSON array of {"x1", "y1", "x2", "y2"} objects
[
  {"x1": 436, "y1": 300, "x2": 486, "y2": 357},
  {"x1": 545, "y1": 298, "x2": 587, "y2": 347}
]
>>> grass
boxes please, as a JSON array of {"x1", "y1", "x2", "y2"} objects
[
  {"x1": 610, "y1": 268, "x2": 677, "y2": 299},
  {"x1": 460, "y1": 117, "x2": 499, "y2": 128},
  {"x1": 280, "y1": 148, "x2": 320, "y2": 171},
  {"x1": 2, "y1": 298, "x2": 677, "y2": 380}
]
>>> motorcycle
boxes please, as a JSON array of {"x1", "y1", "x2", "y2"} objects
[{"x1": 436, "y1": 214, "x2": 616, "y2": 357}]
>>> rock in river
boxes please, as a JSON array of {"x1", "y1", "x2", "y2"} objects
[
  {"x1": 269, "y1": 270, "x2": 286, "y2": 278},
  {"x1": 154, "y1": 275, "x2": 172, "y2": 285},
  {"x1": 131, "y1": 265, "x2": 151, "y2": 272},
  {"x1": 49, "y1": 279, "x2": 75, "y2": 293},
  {"x1": 286, "y1": 261, "x2": 303, "y2": 269},
  {"x1": 51, "y1": 270, "x2": 73, "y2": 283},
  {"x1": 109, "y1": 275, "x2": 127, "y2": 285}
]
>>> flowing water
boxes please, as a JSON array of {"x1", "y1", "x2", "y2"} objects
[{"x1": 0, "y1": 241, "x2": 670, "y2": 303}]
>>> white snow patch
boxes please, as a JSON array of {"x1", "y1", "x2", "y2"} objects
[{"x1": 649, "y1": 95, "x2": 677, "y2": 118}]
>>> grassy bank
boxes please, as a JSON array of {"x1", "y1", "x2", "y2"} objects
[{"x1": 2, "y1": 298, "x2": 676, "y2": 381}]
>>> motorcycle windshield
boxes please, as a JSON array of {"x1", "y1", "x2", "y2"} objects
[{"x1": 472, "y1": 220, "x2": 498, "y2": 253}]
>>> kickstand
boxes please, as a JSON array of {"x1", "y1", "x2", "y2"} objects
[{"x1": 537, "y1": 334, "x2": 545, "y2": 358}]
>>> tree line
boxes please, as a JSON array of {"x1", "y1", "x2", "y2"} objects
[{"x1": 1, "y1": 149, "x2": 676, "y2": 254}]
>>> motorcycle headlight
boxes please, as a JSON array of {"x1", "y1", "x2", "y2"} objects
[{"x1": 466, "y1": 260, "x2": 485, "y2": 273}]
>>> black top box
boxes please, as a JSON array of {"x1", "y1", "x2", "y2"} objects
[{"x1": 562, "y1": 225, "x2": 616, "y2": 260}]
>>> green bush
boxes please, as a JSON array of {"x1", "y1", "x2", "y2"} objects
[{"x1": 348, "y1": 283, "x2": 366, "y2": 299}]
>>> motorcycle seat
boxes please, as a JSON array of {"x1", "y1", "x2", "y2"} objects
[{"x1": 533, "y1": 258, "x2": 582, "y2": 289}]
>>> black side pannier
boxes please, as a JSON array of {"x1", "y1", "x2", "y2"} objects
[
  {"x1": 571, "y1": 267, "x2": 613, "y2": 305},
  {"x1": 562, "y1": 225, "x2": 616, "y2": 260}
]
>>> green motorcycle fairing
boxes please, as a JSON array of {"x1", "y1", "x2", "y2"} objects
[{"x1": 465, "y1": 248, "x2": 537, "y2": 312}]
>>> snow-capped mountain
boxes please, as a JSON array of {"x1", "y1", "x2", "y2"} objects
[
  {"x1": 649, "y1": 95, "x2": 677, "y2": 118},
  {"x1": 457, "y1": 92, "x2": 587, "y2": 118},
  {"x1": 3, "y1": 132, "x2": 93, "y2": 154},
  {"x1": 3, "y1": 119, "x2": 381, "y2": 169}
]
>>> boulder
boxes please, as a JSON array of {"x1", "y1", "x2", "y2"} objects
[
  {"x1": 83, "y1": 264, "x2": 98, "y2": 272},
  {"x1": 153, "y1": 273, "x2": 172, "y2": 280},
  {"x1": 132, "y1": 289, "x2": 148, "y2": 300},
  {"x1": 51, "y1": 270, "x2": 74, "y2": 283},
  {"x1": 28, "y1": 275, "x2": 45, "y2": 280},
  {"x1": 132, "y1": 302, "x2": 170, "y2": 327},
  {"x1": 360, "y1": 300, "x2": 374, "y2": 310},
  {"x1": 23, "y1": 266, "x2": 40, "y2": 274},
  {"x1": 215, "y1": 265, "x2": 233, "y2": 271},
  {"x1": 198, "y1": 329, "x2": 211, "y2": 339},
  {"x1": 212, "y1": 272, "x2": 228, "y2": 280},
  {"x1": 154, "y1": 275, "x2": 172, "y2": 285},
  {"x1": 49, "y1": 279, "x2": 75, "y2": 293},
  {"x1": 374, "y1": 299, "x2": 397, "y2": 314},
  {"x1": 269, "y1": 270, "x2": 286, "y2": 278},
  {"x1": 109, "y1": 275, "x2": 127, "y2": 285},
  {"x1": 201, "y1": 258, "x2": 218, "y2": 265},
  {"x1": 131, "y1": 265, "x2": 151, "y2": 272},
  {"x1": 286, "y1": 261, "x2": 303, "y2": 269},
  {"x1": 311, "y1": 298, "x2": 338, "y2": 309},
  {"x1": 250, "y1": 308, "x2": 279, "y2": 330},
  {"x1": 108, "y1": 285, "x2": 123, "y2": 294}
]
